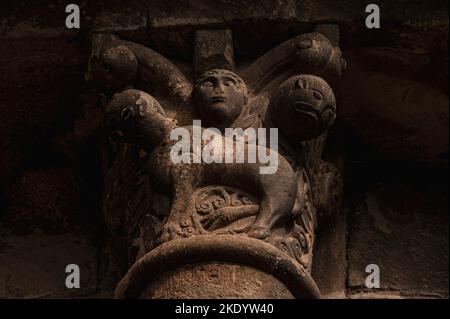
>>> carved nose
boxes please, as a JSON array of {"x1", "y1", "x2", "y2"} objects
[
  {"x1": 296, "y1": 78, "x2": 309, "y2": 89},
  {"x1": 215, "y1": 85, "x2": 225, "y2": 94}
]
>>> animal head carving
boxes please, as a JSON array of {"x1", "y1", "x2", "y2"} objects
[
  {"x1": 105, "y1": 89, "x2": 176, "y2": 150},
  {"x1": 268, "y1": 74, "x2": 336, "y2": 141},
  {"x1": 86, "y1": 34, "x2": 138, "y2": 94}
]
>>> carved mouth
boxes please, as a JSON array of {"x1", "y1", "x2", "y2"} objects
[
  {"x1": 208, "y1": 96, "x2": 227, "y2": 104},
  {"x1": 294, "y1": 101, "x2": 319, "y2": 117}
]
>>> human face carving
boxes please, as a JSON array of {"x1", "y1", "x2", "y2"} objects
[{"x1": 195, "y1": 71, "x2": 247, "y2": 130}]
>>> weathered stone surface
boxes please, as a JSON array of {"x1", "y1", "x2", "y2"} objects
[
  {"x1": 141, "y1": 262, "x2": 294, "y2": 299},
  {"x1": 194, "y1": 29, "x2": 234, "y2": 76},
  {"x1": 296, "y1": 0, "x2": 448, "y2": 23},
  {"x1": 340, "y1": 23, "x2": 449, "y2": 93},
  {"x1": 0, "y1": 229, "x2": 98, "y2": 298},
  {"x1": 314, "y1": 24, "x2": 340, "y2": 46},
  {"x1": 0, "y1": 37, "x2": 85, "y2": 199},
  {"x1": 147, "y1": 0, "x2": 448, "y2": 27},
  {"x1": 147, "y1": 0, "x2": 296, "y2": 28},
  {"x1": 0, "y1": 144, "x2": 24, "y2": 202},
  {"x1": 90, "y1": 27, "x2": 344, "y2": 298},
  {"x1": 145, "y1": 0, "x2": 448, "y2": 57},
  {"x1": 0, "y1": 1, "x2": 148, "y2": 37},
  {"x1": 2, "y1": 0, "x2": 446, "y2": 38},
  {"x1": 346, "y1": 165, "x2": 449, "y2": 295},
  {"x1": 114, "y1": 235, "x2": 321, "y2": 299},
  {"x1": 5, "y1": 168, "x2": 80, "y2": 234},
  {"x1": 339, "y1": 47, "x2": 449, "y2": 165},
  {"x1": 2, "y1": 1, "x2": 447, "y2": 62},
  {"x1": 312, "y1": 206, "x2": 346, "y2": 298},
  {"x1": 349, "y1": 291, "x2": 447, "y2": 299}
]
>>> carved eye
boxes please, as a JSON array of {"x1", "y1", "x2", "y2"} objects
[
  {"x1": 121, "y1": 106, "x2": 135, "y2": 120},
  {"x1": 224, "y1": 80, "x2": 235, "y2": 87},
  {"x1": 202, "y1": 81, "x2": 213, "y2": 87},
  {"x1": 313, "y1": 91, "x2": 323, "y2": 100}
]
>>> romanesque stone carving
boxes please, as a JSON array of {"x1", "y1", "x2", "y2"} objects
[{"x1": 87, "y1": 28, "x2": 345, "y2": 298}]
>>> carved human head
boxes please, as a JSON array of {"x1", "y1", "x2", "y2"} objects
[
  {"x1": 268, "y1": 74, "x2": 336, "y2": 141},
  {"x1": 194, "y1": 69, "x2": 248, "y2": 130}
]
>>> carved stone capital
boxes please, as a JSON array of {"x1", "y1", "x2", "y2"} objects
[{"x1": 88, "y1": 27, "x2": 345, "y2": 298}]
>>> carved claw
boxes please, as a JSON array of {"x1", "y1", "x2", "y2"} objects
[
  {"x1": 201, "y1": 206, "x2": 260, "y2": 231},
  {"x1": 246, "y1": 224, "x2": 271, "y2": 240},
  {"x1": 201, "y1": 209, "x2": 234, "y2": 231},
  {"x1": 159, "y1": 223, "x2": 177, "y2": 244}
]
